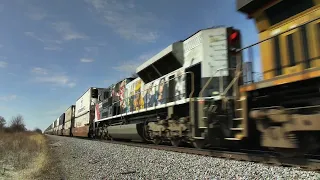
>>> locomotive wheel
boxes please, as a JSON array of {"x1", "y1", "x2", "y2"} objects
[
  {"x1": 192, "y1": 140, "x2": 206, "y2": 149},
  {"x1": 153, "y1": 138, "x2": 162, "y2": 145},
  {"x1": 171, "y1": 138, "x2": 182, "y2": 147}
]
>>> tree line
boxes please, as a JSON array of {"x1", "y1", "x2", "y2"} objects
[{"x1": 0, "y1": 115, "x2": 42, "y2": 133}]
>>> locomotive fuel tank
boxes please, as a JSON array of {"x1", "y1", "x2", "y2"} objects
[{"x1": 107, "y1": 123, "x2": 145, "y2": 141}]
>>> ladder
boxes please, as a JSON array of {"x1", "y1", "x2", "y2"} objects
[{"x1": 222, "y1": 56, "x2": 246, "y2": 141}]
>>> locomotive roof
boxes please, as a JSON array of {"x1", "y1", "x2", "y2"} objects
[
  {"x1": 136, "y1": 26, "x2": 229, "y2": 84},
  {"x1": 182, "y1": 26, "x2": 226, "y2": 42},
  {"x1": 237, "y1": 0, "x2": 277, "y2": 14}
]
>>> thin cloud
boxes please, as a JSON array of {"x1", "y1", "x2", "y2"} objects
[
  {"x1": 45, "y1": 105, "x2": 69, "y2": 116},
  {"x1": 44, "y1": 46, "x2": 62, "y2": 51},
  {"x1": 103, "y1": 79, "x2": 111, "y2": 83},
  {"x1": 31, "y1": 67, "x2": 76, "y2": 88},
  {"x1": 85, "y1": 0, "x2": 161, "y2": 43},
  {"x1": 80, "y1": 58, "x2": 94, "y2": 63},
  {"x1": 0, "y1": 61, "x2": 7, "y2": 68},
  {"x1": 0, "y1": 44, "x2": 3, "y2": 48},
  {"x1": 34, "y1": 75, "x2": 76, "y2": 88},
  {"x1": 8, "y1": 73, "x2": 17, "y2": 76},
  {"x1": 0, "y1": 95, "x2": 17, "y2": 101},
  {"x1": 52, "y1": 22, "x2": 88, "y2": 41},
  {"x1": 113, "y1": 51, "x2": 156, "y2": 74},
  {"x1": 97, "y1": 43, "x2": 107, "y2": 47},
  {"x1": 26, "y1": 6, "x2": 47, "y2": 20},
  {"x1": 113, "y1": 62, "x2": 139, "y2": 74},
  {"x1": 24, "y1": 31, "x2": 45, "y2": 42},
  {"x1": 0, "y1": 4, "x2": 3, "y2": 12},
  {"x1": 25, "y1": 22, "x2": 87, "y2": 50},
  {"x1": 84, "y1": 46, "x2": 99, "y2": 55},
  {"x1": 24, "y1": 31, "x2": 62, "y2": 44},
  {"x1": 67, "y1": 82, "x2": 76, "y2": 88},
  {"x1": 31, "y1": 67, "x2": 48, "y2": 75}
]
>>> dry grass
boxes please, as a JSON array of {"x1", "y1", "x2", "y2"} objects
[{"x1": 0, "y1": 132, "x2": 48, "y2": 179}]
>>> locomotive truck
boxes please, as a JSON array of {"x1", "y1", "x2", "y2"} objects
[{"x1": 45, "y1": 0, "x2": 320, "y2": 155}]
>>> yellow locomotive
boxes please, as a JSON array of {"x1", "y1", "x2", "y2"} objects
[{"x1": 235, "y1": 0, "x2": 320, "y2": 153}]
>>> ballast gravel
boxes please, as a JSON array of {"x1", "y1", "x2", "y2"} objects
[{"x1": 47, "y1": 135, "x2": 320, "y2": 180}]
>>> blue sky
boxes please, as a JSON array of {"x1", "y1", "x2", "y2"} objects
[{"x1": 0, "y1": 0, "x2": 260, "y2": 131}]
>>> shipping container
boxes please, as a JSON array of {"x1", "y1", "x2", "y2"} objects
[
  {"x1": 63, "y1": 105, "x2": 75, "y2": 136},
  {"x1": 65, "y1": 105, "x2": 75, "y2": 123},
  {"x1": 55, "y1": 118, "x2": 59, "y2": 127},
  {"x1": 73, "y1": 87, "x2": 105, "y2": 137},
  {"x1": 75, "y1": 88, "x2": 93, "y2": 118},
  {"x1": 59, "y1": 113, "x2": 65, "y2": 125}
]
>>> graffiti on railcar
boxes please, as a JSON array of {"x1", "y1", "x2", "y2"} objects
[
  {"x1": 124, "y1": 83, "x2": 130, "y2": 113},
  {"x1": 175, "y1": 70, "x2": 186, "y2": 101},
  {"x1": 144, "y1": 81, "x2": 157, "y2": 108},
  {"x1": 157, "y1": 77, "x2": 168, "y2": 105},
  {"x1": 119, "y1": 79, "x2": 126, "y2": 113},
  {"x1": 129, "y1": 82, "x2": 135, "y2": 112},
  {"x1": 134, "y1": 79, "x2": 144, "y2": 110}
]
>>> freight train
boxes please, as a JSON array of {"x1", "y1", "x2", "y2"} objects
[{"x1": 44, "y1": 0, "x2": 320, "y2": 155}]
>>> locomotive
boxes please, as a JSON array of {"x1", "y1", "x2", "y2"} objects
[{"x1": 45, "y1": 0, "x2": 320, "y2": 155}]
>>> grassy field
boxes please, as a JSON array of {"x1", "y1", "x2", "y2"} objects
[{"x1": 0, "y1": 132, "x2": 51, "y2": 179}]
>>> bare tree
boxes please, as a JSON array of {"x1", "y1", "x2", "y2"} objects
[
  {"x1": 0, "y1": 116, "x2": 6, "y2": 129},
  {"x1": 9, "y1": 115, "x2": 26, "y2": 132},
  {"x1": 33, "y1": 128, "x2": 42, "y2": 134}
]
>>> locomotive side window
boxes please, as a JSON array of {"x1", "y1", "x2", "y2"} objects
[
  {"x1": 168, "y1": 75, "x2": 175, "y2": 103},
  {"x1": 317, "y1": 23, "x2": 320, "y2": 67},
  {"x1": 318, "y1": 23, "x2": 320, "y2": 43},
  {"x1": 309, "y1": 21, "x2": 320, "y2": 68},
  {"x1": 286, "y1": 33, "x2": 296, "y2": 67},
  {"x1": 300, "y1": 24, "x2": 310, "y2": 69},
  {"x1": 186, "y1": 63, "x2": 201, "y2": 98},
  {"x1": 273, "y1": 36, "x2": 282, "y2": 76},
  {"x1": 280, "y1": 29, "x2": 303, "y2": 74}
]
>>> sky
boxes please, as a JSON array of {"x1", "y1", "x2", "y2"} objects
[{"x1": 0, "y1": 0, "x2": 260, "y2": 131}]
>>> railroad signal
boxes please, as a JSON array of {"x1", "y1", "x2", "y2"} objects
[
  {"x1": 229, "y1": 31, "x2": 239, "y2": 42},
  {"x1": 228, "y1": 28, "x2": 241, "y2": 53}
]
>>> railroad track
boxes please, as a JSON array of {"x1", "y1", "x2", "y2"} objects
[{"x1": 62, "y1": 136, "x2": 320, "y2": 172}]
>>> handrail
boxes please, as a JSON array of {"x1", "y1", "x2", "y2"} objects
[
  {"x1": 198, "y1": 67, "x2": 237, "y2": 98},
  {"x1": 222, "y1": 71, "x2": 241, "y2": 97},
  {"x1": 223, "y1": 55, "x2": 242, "y2": 97}
]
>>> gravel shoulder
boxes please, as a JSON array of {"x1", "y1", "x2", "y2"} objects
[{"x1": 47, "y1": 135, "x2": 320, "y2": 180}]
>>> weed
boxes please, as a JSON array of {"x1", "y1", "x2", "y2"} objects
[{"x1": 0, "y1": 132, "x2": 47, "y2": 179}]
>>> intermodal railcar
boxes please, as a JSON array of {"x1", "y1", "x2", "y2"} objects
[{"x1": 44, "y1": 0, "x2": 320, "y2": 155}]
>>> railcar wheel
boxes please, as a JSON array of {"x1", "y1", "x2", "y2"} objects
[
  {"x1": 171, "y1": 138, "x2": 182, "y2": 147},
  {"x1": 192, "y1": 140, "x2": 206, "y2": 149}
]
